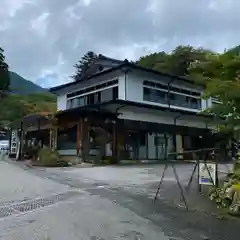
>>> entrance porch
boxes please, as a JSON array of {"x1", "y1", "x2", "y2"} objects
[{"x1": 115, "y1": 119, "x2": 217, "y2": 161}]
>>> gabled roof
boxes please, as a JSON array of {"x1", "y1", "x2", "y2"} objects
[
  {"x1": 50, "y1": 58, "x2": 194, "y2": 93},
  {"x1": 77, "y1": 54, "x2": 124, "y2": 81},
  {"x1": 97, "y1": 54, "x2": 124, "y2": 64}
]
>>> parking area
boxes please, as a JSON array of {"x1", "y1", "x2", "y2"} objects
[
  {"x1": 0, "y1": 158, "x2": 70, "y2": 206},
  {"x1": 0, "y1": 157, "x2": 237, "y2": 240},
  {"x1": 43, "y1": 162, "x2": 233, "y2": 211}
]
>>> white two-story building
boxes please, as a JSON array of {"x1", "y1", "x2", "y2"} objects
[{"x1": 50, "y1": 55, "x2": 219, "y2": 162}]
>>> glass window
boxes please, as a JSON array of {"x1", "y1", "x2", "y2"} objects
[
  {"x1": 66, "y1": 79, "x2": 118, "y2": 98},
  {"x1": 66, "y1": 99, "x2": 73, "y2": 109},
  {"x1": 87, "y1": 93, "x2": 95, "y2": 105},
  {"x1": 78, "y1": 97, "x2": 85, "y2": 106},
  {"x1": 144, "y1": 87, "x2": 167, "y2": 104},
  {"x1": 150, "y1": 89, "x2": 160, "y2": 102},
  {"x1": 190, "y1": 98, "x2": 201, "y2": 109},
  {"x1": 173, "y1": 95, "x2": 189, "y2": 108},
  {"x1": 101, "y1": 88, "x2": 113, "y2": 102},
  {"x1": 72, "y1": 98, "x2": 79, "y2": 108},
  {"x1": 94, "y1": 92, "x2": 101, "y2": 104},
  {"x1": 57, "y1": 125, "x2": 77, "y2": 150},
  {"x1": 139, "y1": 132, "x2": 146, "y2": 146},
  {"x1": 155, "y1": 90, "x2": 166, "y2": 103},
  {"x1": 156, "y1": 83, "x2": 168, "y2": 90},
  {"x1": 113, "y1": 86, "x2": 118, "y2": 100},
  {"x1": 143, "y1": 87, "x2": 150, "y2": 101},
  {"x1": 169, "y1": 93, "x2": 175, "y2": 100},
  {"x1": 143, "y1": 84, "x2": 202, "y2": 110}
]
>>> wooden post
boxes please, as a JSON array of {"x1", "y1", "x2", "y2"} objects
[
  {"x1": 49, "y1": 128, "x2": 52, "y2": 149},
  {"x1": 18, "y1": 122, "x2": 23, "y2": 161},
  {"x1": 176, "y1": 134, "x2": 184, "y2": 160},
  {"x1": 37, "y1": 119, "x2": 42, "y2": 148},
  {"x1": 112, "y1": 121, "x2": 117, "y2": 163},
  {"x1": 76, "y1": 118, "x2": 83, "y2": 161},
  {"x1": 82, "y1": 118, "x2": 89, "y2": 163}
]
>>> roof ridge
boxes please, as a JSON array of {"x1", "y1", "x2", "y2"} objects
[{"x1": 97, "y1": 54, "x2": 124, "y2": 63}]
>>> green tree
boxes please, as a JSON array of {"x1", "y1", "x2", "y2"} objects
[
  {"x1": 136, "y1": 45, "x2": 213, "y2": 78},
  {"x1": 201, "y1": 52, "x2": 240, "y2": 128},
  {"x1": 137, "y1": 52, "x2": 171, "y2": 73},
  {"x1": 0, "y1": 47, "x2": 10, "y2": 100},
  {"x1": 170, "y1": 45, "x2": 213, "y2": 76},
  {"x1": 72, "y1": 51, "x2": 97, "y2": 81},
  {"x1": 0, "y1": 93, "x2": 56, "y2": 129}
]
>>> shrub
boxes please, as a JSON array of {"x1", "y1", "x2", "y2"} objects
[
  {"x1": 34, "y1": 147, "x2": 68, "y2": 167},
  {"x1": 101, "y1": 156, "x2": 118, "y2": 165}
]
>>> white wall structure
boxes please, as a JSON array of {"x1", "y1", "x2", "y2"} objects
[
  {"x1": 56, "y1": 68, "x2": 215, "y2": 114},
  {"x1": 118, "y1": 106, "x2": 215, "y2": 129},
  {"x1": 57, "y1": 95, "x2": 67, "y2": 111},
  {"x1": 55, "y1": 70, "x2": 123, "y2": 111},
  {"x1": 121, "y1": 71, "x2": 207, "y2": 113}
]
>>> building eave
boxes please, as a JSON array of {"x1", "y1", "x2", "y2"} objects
[
  {"x1": 50, "y1": 61, "x2": 196, "y2": 94},
  {"x1": 49, "y1": 64, "x2": 126, "y2": 94}
]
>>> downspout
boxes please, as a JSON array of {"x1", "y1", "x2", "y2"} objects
[
  {"x1": 172, "y1": 115, "x2": 181, "y2": 160},
  {"x1": 19, "y1": 121, "x2": 23, "y2": 161},
  {"x1": 124, "y1": 71, "x2": 127, "y2": 101},
  {"x1": 114, "y1": 105, "x2": 125, "y2": 163},
  {"x1": 120, "y1": 61, "x2": 133, "y2": 101},
  {"x1": 167, "y1": 78, "x2": 176, "y2": 108}
]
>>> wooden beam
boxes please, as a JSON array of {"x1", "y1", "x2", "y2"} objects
[
  {"x1": 112, "y1": 122, "x2": 118, "y2": 163},
  {"x1": 76, "y1": 118, "x2": 82, "y2": 156}
]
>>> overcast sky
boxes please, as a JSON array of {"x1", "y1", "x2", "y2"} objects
[{"x1": 0, "y1": 0, "x2": 239, "y2": 88}]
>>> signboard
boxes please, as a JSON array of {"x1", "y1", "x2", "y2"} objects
[
  {"x1": 10, "y1": 130, "x2": 19, "y2": 156},
  {"x1": 199, "y1": 162, "x2": 216, "y2": 186}
]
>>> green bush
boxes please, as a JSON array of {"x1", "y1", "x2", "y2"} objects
[
  {"x1": 34, "y1": 147, "x2": 68, "y2": 167},
  {"x1": 101, "y1": 156, "x2": 118, "y2": 165}
]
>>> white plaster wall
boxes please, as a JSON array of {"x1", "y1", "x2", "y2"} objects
[
  {"x1": 202, "y1": 98, "x2": 213, "y2": 110},
  {"x1": 148, "y1": 133, "x2": 155, "y2": 159},
  {"x1": 118, "y1": 106, "x2": 216, "y2": 130},
  {"x1": 57, "y1": 95, "x2": 67, "y2": 111},
  {"x1": 201, "y1": 98, "x2": 207, "y2": 110},
  {"x1": 139, "y1": 145, "x2": 147, "y2": 159},
  {"x1": 125, "y1": 73, "x2": 143, "y2": 102},
  {"x1": 125, "y1": 72, "x2": 207, "y2": 113},
  {"x1": 118, "y1": 75, "x2": 126, "y2": 100}
]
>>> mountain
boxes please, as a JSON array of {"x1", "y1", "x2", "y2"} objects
[{"x1": 9, "y1": 71, "x2": 48, "y2": 95}]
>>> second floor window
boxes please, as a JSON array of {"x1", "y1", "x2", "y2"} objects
[
  {"x1": 143, "y1": 86, "x2": 201, "y2": 110},
  {"x1": 66, "y1": 86, "x2": 118, "y2": 109}
]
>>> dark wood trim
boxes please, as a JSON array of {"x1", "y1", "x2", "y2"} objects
[
  {"x1": 76, "y1": 120, "x2": 81, "y2": 156},
  {"x1": 146, "y1": 132, "x2": 149, "y2": 160}
]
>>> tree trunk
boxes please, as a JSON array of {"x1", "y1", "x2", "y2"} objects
[{"x1": 234, "y1": 152, "x2": 240, "y2": 175}]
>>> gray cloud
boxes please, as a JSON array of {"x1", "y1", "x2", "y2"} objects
[{"x1": 0, "y1": 0, "x2": 240, "y2": 87}]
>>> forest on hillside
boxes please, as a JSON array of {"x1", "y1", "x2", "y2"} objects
[
  {"x1": 0, "y1": 47, "x2": 56, "y2": 130},
  {"x1": 0, "y1": 93, "x2": 57, "y2": 129}
]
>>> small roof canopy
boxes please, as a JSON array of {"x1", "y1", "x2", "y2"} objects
[{"x1": 11, "y1": 112, "x2": 54, "y2": 129}]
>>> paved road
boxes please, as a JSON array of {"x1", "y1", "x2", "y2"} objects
[{"x1": 0, "y1": 158, "x2": 238, "y2": 240}]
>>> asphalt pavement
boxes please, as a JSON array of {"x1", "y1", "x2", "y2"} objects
[{"x1": 0, "y1": 157, "x2": 239, "y2": 240}]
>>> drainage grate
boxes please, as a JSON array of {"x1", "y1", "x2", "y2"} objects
[
  {"x1": 0, "y1": 191, "x2": 82, "y2": 218},
  {"x1": 0, "y1": 206, "x2": 18, "y2": 218}
]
